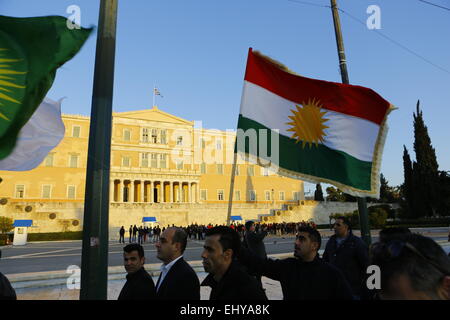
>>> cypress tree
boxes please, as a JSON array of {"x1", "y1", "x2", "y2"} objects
[
  {"x1": 413, "y1": 100, "x2": 439, "y2": 216},
  {"x1": 401, "y1": 146, "x2": 414, "y2": 217}
]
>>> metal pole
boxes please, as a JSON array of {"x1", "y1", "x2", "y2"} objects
[
  {"x1": 80, "y1": 0, "x2": 118, "y2": 300},
  {"x1": 226, "y1": 138, "x2": 238, "y2": 226},
  {"x1": 330, "y1": 0, "x2": 371, "y2": 246}
]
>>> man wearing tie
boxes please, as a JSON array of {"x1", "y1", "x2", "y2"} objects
[{"x1": 155, "y1": 227, "x2": 200, "y2": 300}]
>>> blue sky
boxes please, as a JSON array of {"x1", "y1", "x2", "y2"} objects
[{"x1": 2, "y1": 0, "x2": 450, "y2": 192}]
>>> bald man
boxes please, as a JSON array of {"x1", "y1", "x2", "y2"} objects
[{"x1": 154, "y1": 227, "x2": 200, "y2": 300}]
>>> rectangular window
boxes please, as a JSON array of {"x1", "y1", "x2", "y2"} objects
[
  {"x1": 67, "y1": 186, "x2": 76, "y2": 199},
  {"x1": 201, "y1": 162, "x2": 206, "y2": 174},
  {"x1": 124, "y1": 129, "x2": 131, "y2": 141},
  {"x1": 151, "y1": 129, "x2": 158, "y2": 143},
  {"x1": 249, "y1": 190, "x2": 256, "y2": 201},
  {"x1": 265, "y1": 191, "x2": 271, "y2": 201},
  {"x1": 142, "y1": 128, "x2": 149, "y2": 143},
  {"x1": 15, "y1": 185, "x2": 25, "y2": 199},
  {"x1": 151, "y1": 153, "x2": 158, "y2": 168},
  {"x1": 177, "y1": 160, "x2": 183, "y2": 170},
  {"x1": 200, "y1": 190, "x2": 207, "y2": 201},
  {"x1": 177, "y1": 136, "x2": 183, "y2": 146},
  {"x1": 235, "y1": 190, "x2": 241, "y2": 201},
  {"x1": 122, "y1": 156, "x2": 130, "y2": 167},
  {"x1": 279, "y1": 191, "x2": 285, "y2": 201},
  {"x1": 72, "y1": 126, "x2": 81, "y2": 138},
  {"x1": 141, "y1": 153, "x2": 149, "y2": 167},
  {"x1": 247, "y1": 165, "x2": 254, "y2": 176},
  {"x1": 44, "y1": 153, "x2": 54, "y2": 167},
  {"x1": 42, "y1": 185, "x2": 51, "y2": 199},
  {"x1": 160, "y1": 130, "x2": 167, "y2": 144},
  {"x1": 293, "y1": 192, "x2": 300, "y2": 201},
  {"x1": 217, "y1": 164, "x2": 223, "y2": 175},
  {"x1": 69, "y1": 155, "x2": 79, "y2": 168},
  {"x1": 216, "y1": 139, "x2": 222, "y2": 150},
  {"x1": 217, "y1": 190, "x2": 224, "y2": 201},
  {"x1": 160, "y1": 154, "x2": 167, "y2": 169}
]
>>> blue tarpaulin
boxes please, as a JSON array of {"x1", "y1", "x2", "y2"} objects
[
  {"x1": 142, "y1": 217, "x2": 157, "y2": 222},
  {"x1": 13, "y1": 220, "x2": 33, "y2": 227},
  {"x1": 230, "y1": 216, "x2": 243, "y2": 221}
]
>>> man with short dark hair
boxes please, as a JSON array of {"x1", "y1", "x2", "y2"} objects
[
  {"x1": 371, "y1": 233, "x2": 450, "y2": 300},
  {"x1": 0, "y1": 250, "x2": 16, "y2": 300},
  {"x1": 201, "y1": 226, "x2": 267, "y2": 300},
  {"x1": 118, "y1": 243, "x2": 156, "y2": 300},
  {"x1": 323, "y1": 216, "x2": 369, "y2": 298},
  {"x1": 155, "y1": 227, "x2": 200, "y2": 300},
  {"x1": 238, "y1": 226, "x2": 353, "y2": 300}
]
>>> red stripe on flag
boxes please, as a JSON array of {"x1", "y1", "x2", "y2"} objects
[{"x1": 244, "y1": 48, "x2": 390, "y2": 125}]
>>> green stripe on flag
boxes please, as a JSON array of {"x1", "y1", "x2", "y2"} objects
[{"x1": 237, "y1": 115, "x2": 372, "y2": 191}]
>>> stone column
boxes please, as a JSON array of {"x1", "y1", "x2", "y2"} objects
[
  {"x1": 140, "y1": 180, "x2": 145, "y2": 203},
  {"x1": 150, "y1": 181, "x2": 154, "y2": 203},
  {"x1": 130, "y1": 180, "x2": 135, "y2": 203},
  {"x1": 170, "y1": 181, "x2": 174, "y2": 203},
  {"x1": 160, "y1": 181, "x2": 165, "y2": 203},
  {"x1": 188, "y1": 182, "x2": 192, "y2": 203},
  {"x1": 196, "y1": 183, "x2": 200, "y2": 203},
  {"x1": 110, "y1": 180, "x2": 115, "y2": 202},
  {"x1": 118, "y1": 180, "x2": 123, "y2": 202}
]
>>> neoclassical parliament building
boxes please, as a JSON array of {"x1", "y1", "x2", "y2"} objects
[{"x1": 0, "y1": 106, "x2": 305, "y2": 234}]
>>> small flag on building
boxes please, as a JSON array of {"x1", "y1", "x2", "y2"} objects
[
  {"x1": 0, "y1": 15, "x2": 92, "y2": 160},
  {"x1": 237, "y1": 48, "x2": 394, "y2": 198},
  {"x1": 154, "y1": 87, "x2": 163, "y2": 97},
  {"x1": 0, "y1": 97, "x2": 65, "y2": 171}
]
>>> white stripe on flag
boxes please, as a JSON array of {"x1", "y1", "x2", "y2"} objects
[
  {"x1": 240, "y1": 81, "x2": 380, "y2": 162},
  {"x1": 0, "y1": 97, "x2": 65, "y2": 171}
]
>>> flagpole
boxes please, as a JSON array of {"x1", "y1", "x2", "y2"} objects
[
  {"x1": 330, "y1": 0, "x2": 372, "y2": 246},
  {"x1": 226, "y1": 138, "x2": 238, "y2": 226},
  {"x1": 153, "y1": 84, "x2": 155, "y2": 107},
  {"x1": 80, "y1": 0, "x2": 118, "y2": 300}
]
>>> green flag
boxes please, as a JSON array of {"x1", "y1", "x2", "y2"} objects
[{"x1": 0, "y1": 15, "x2": 92, "y2": 159}]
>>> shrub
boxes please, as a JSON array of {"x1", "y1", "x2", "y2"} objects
[{"x1": 27, "y1": 231, "x2": 83, "y2": 242}]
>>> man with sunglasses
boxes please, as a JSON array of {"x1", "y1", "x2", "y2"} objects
[
  {"x1": 370, "y1": 233, "x2": 450, "y2": 300},
  {"x1": 323, "y1": 216, "x2": 369, "y2": 299},
  {"x1": 238, "y1": 225, "x2": 353, "y2": 299}
]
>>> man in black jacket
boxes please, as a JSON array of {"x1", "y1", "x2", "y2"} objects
[
  {"x1": 323, "y1": 216, "x2": 369, "y2": 299},
  {"x1": 243, "y1": 221, "x2": 267, "y2": 289},
  {"x1": 155, "y1": 227, "x2": 200, "y2": 300},
  {"x1": 201, "y1": 226, "x2": 267, "y2": 300},
  {"x1": 118, "y1": 243, "x2": 156, "y2": 300},
  {"x1": 238, "y1": 226, "x2": 353, "y2": 300},
  {"x1": 0, "y1": 250, "x2": 16, "y2": 300}
]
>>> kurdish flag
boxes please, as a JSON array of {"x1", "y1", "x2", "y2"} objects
[
  {"x1": 0, "y1": 15, "x2": 92, "y2": 160},
  {"x1": 237, "y1": 49, "x2": 394, "y2": 198}
]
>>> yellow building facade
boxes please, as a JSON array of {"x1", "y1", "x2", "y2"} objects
[{"x1": 0, "y1": 106, "x2": 304, "y2": 232}]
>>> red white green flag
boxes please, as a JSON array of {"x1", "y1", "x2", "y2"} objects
[{"x1": 237, "y1": 48, "x2": 395, "y2": 198}]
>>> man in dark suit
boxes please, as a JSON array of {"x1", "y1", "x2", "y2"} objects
[
  {"x1": 243, "y1": 221, "x2": 268, "y2": 289},
  {"x1": 118, "y1": 243, "x2": 156, "y2": 300},
  {"x1": 155, "y1": 227, "x2": 200, "y2": 300}
]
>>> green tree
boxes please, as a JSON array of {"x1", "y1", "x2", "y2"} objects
[
  {"x1": 401, "y1": 146, "x2": 414, "y2": 217},
  {"x1": 0, "y1": 216, "x2": 14, "y2": 244},
  {"x1": 413, "y1": 100, "x2": 440, "y2": 216},
  {"x1": 379, "y1": 173, "x2": 397, "y2": 203},
  {"x1": 314, "y1": 184, "x2": 324, "y2": 201},
  {"x1": 326, "y1": 187, "x2": 346, "y2": 202}
]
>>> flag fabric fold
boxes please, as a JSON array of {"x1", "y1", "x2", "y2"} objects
[
  {"x1": 0, "y1": 97, "x2": 65, "y2": 171},
  {"x1": 0, "y1": 15, "x2": 92, "y2": 160},
  {"x1": 237, "y1": 48, "x2": 394, "y2": 198}
]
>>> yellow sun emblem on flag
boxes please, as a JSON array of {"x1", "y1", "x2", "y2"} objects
[
  {"x1": 0, "y1": 48, "x2": 26, "y2": 121},
  {"x1": 287, "y1": 98, "x2": 330, "y2": 148}
]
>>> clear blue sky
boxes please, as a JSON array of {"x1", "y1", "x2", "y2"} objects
[{"x1": 2, "y1": 0, "x2": 450, "y2": 192}]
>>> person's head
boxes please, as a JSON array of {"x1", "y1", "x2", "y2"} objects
[
  {"x1": 155, "y1": 227, "x2": 187, "y2": 264},
  {"x1": 379, "y1": 227, "x2": 411, "y2": 243},
  {"x1": 294, "y1": 226, "x2": 322, "y2": 261},
  {"x1": 245, "y1": 221, "x2": 255, "y2": 232},
  {"x1": 201, "y1": 226, "x2": 241, "y2": 279},
  {"x1": 334, "y1": 216, "x2": 351, "y2": 238},
  {"x1": 123, "y1": 243, "x2": 145, "y2": 274},
  {"x1": 371, "y1": 234, "x2": 450, "y2": 300}
]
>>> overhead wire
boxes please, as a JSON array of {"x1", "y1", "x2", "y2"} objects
[{"x1": 286, "y1": 0, "x2": 450, "y2": 75}]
